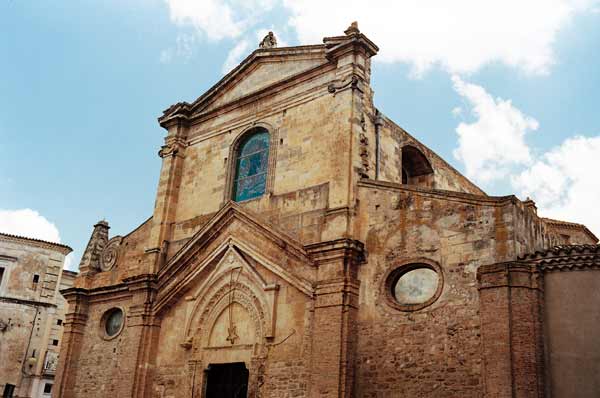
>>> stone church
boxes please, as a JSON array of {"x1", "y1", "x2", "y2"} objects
[{"x1": 54, "y1": 25, "x2": 600, "y2": 398}]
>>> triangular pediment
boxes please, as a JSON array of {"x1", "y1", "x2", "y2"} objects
[
  {"x1": 154, "y1": 202, "x2": 315, "y2": 313},
  {"x1": 159, "y1": 46, "x2": 329, "y2": 125},
  {"x1": 203, "y1": 56, "x2": 325, "y2": 112}
]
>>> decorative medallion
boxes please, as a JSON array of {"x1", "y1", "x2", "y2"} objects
[{"x1": 100, "y1": 237, "x2": 121, "y2": 271}]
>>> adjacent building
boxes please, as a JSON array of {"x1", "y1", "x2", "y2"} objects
[
  {"x1": 54, "y1": 24, "x2": 599, "y2": 398},
  {"x1": 0, "y1": 232, "x2": 75, "y2": 398}
]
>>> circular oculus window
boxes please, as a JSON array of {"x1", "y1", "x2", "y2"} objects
[
  {"x1": 386, "y1": 262, "x2": 443, "y2": 311},
  {"x1": 102, "y1": 308, "x2": 124, "y2": 338}
]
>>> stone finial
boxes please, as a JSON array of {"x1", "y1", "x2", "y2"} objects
[
  {"x1": 344, "y1": 21, "x2": 360, "y2": 35},
  {"x1": 259, "y1": 31, "x2": 277, "y2": 49},
  {"x1": 78, "y1": 220, "x2": 110, "y2": 275}
]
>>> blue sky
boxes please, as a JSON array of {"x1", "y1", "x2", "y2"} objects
[{"x1": 1, "y1": 0, "x2": 599, "y2": 270}]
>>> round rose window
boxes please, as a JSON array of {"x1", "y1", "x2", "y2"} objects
[
  {"x1": 104, "y1": 308, "x2": 124, "y2": 337},
  {"x1": 386, "y1": 262, "x2": 443, "y2": 311}
]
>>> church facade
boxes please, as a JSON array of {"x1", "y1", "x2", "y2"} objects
[{"x1": 54, "y1": 26, "x2": 599, "y2": 398}]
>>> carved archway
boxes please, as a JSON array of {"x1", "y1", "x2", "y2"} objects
[{"x1": 182, "y1": 247, "x2": 276, "y2": 398}]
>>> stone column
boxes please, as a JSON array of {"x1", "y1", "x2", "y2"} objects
[
  {"x1": 306, "y1": 239, "x2": 363, "y2": 398},
  {"x1": 52, "y1": 288, "x2": 89, "y2": 398},
  {"x1": 477, "y1": 262, "x2": 544, "y2": 398}
]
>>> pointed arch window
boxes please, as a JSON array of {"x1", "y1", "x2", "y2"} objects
[{"x1": 232, "y1": 128, "x2": 270, "y2": 202}]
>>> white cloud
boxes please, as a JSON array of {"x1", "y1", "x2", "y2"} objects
[
  {"x1": 221, "y1": 28, "x2": 290, "y2": 73},
  {"x1": 0, "y1": 209, "x2": 61, "y2": 242},
  {"x1": 451, "y1": 107, "x2": 462, "y2": 117},
  {"x1": 164, "y1": 0, "x2": 277, "y2": 41},
  {"x1": 160, "y1": 33, "x2": 197, "y2": 64},
  {"x1": 283, "y1": 0, "x2": 598, "y2": 76},
  {"x1": 222, "y1": 39, "x2": 251, "y2": 73},
  {"x1": 0, "y1": 209, "x2": 77, "y2": 270},
  {"x1": 450, "y1": 79, "x2": 600, "y2": 237},
  {"x1": 163, "y1": 0, "x2": 598, "y2": 74},
  {"x1": 451, "y1": 76, "x2": 538, "y2": 183},
  {"x1": 512, "y1": 135, "x2": 600, "y2": 235}
]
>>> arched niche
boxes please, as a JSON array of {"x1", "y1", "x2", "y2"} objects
[{"x1": 402, "y1": 145, "x2": 434, "y2": 187}]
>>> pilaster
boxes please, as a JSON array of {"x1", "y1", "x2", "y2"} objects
[
  {"x1": 306, "y1": 239, "x2": 364, "y2": 398},
  {"x1": 148, "y1": 118, "x2": 188, "y2": 272},
  {"x1": 124, "y1": 274, "x2": 160, "y2": 398},
  {"x1": 477, "y1": 262, "x2": 544, "y2": 398},
  {"x1": 52, "y1": 288, "x2": 89, "y2": 398}
]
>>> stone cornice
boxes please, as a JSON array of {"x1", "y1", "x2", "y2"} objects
[
  {"x1": 305, "y1": 238, "x2": 365, "y2": 265},
  {"x1": 157, "y1": 201, "x2": 313, "y2": 284},
  {"x1": 0, "y1": 232, "x2": 72, "y2": 255},
  {"x1": 477, "y1": 262, "x2": 541, "y2": 290},
  {"x1": 358, "y1": 178, "x2": 516, "y2": 207},
  {"x1": 542, "y1": 218, "x2": 598, "y2": 243}
]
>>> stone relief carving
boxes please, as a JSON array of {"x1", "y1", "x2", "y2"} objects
[
  {"x1": 44, "y1": 351, "x2": 59, "y2": 374},
  {"x1": 181, "y1": 245, "x2": 281, "y2": 354},
  {"x1": 100, "y1": 236, "x2": 121, "y2": 272},
  {"x1": 259, "y1": 31, "x2": 277, "y2": 49},
  {"x1": 158, "y1": 136, "x2": 187, "y2": 158},
  {"x1": 328, "y1": 74, "x2": 359, "y2": 94}
]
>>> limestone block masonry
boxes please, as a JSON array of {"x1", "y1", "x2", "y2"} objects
[{"x1": 54, "y1": 24, "x2": 599, "y2": 398}]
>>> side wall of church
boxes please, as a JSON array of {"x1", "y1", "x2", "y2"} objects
[{"x1": 352, "y1": 181, "x2": 553, "y2": 397}]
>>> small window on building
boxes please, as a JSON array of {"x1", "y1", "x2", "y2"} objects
[
  {"x1": 43, "y1": 384, "x2": 52, "y2": 394},
  {"x1": 232, "y1": 128, "x2": 270, "y2": 202},
  {"x1": 102, "y1": 307, "x2": 125, "y2": 339},
  {"x1": 2, "y1": 383, "x2": 15, "y2": 398},
  {"x1": 32, "y1": 274, "x2": 40, "y2": 289},
  {"x1": 52, "y1": 339, "x2": 59, "y2": 346},
  {"x1": 0, "y1": 267, "x2": 4, "y2": 286},
  {"x1": 57, "y1": 319, "x2": 63, "y2": 326}
]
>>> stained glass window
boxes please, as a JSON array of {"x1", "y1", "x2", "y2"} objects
[{"x1": 233, "y1": 128, "x2": 270, "y2": 202}]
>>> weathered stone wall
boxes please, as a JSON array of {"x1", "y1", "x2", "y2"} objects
[
  {"x1": 66, "y1": 295, "x2": 139, "y2": 397},
  {"x1": 0, "y1": 234, "x2": 72, "y2": 397},
  {"x1": 55, "y1": 28, "x2": 598, "y2": 398},
  {"x1": 352, "y1": 180, "x2": 553, "y2": 397}
]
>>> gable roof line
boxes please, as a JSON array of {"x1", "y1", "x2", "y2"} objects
[
  {"x1": 158, "y1": 44, "x2": 327, "y2": 127},
  {"x1": 185, "y1": 61, "x2": 336, "y2": 126},
  {"x1": 158, "y1": 200, "x2": 312, "y2": 280},
  {"x1": 0, "y1": 232, "x2": 72, "y2": 255}
]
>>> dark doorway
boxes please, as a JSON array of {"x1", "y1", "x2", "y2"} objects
[{"x1": 205, "y1": 362, "x2": 249, "y2": 398}]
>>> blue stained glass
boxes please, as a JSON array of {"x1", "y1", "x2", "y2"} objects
[{"x1": 233, "y1": 129, "x2": 269, "y2": 202}]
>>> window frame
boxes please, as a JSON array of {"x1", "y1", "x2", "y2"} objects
[
  {"x1": 381, "y1": 258, "x2": 444, "y2": 312},
  {"x1": 223, "y1": 123, "x2": 278, "y2": 204}
]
